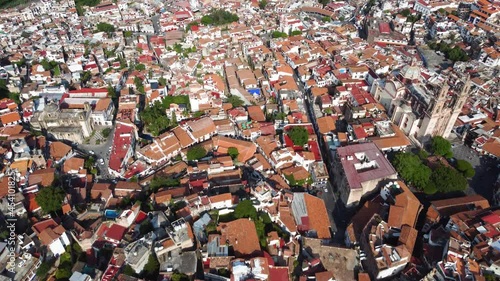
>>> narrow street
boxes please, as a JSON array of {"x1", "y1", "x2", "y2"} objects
[{"x1": 292, "y1": 72, "x2": 346, "y2": 242}]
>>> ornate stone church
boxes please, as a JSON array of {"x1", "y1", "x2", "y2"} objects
[{"x1": 371, "y1": 60, "x2": 471, "y2": 146}]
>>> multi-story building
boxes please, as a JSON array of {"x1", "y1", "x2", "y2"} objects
[{"x1": 331, "y1": 142, "x2": 397, "y2": 207}]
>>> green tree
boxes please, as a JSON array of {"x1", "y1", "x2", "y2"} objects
[
  {"x1": 448, "y1": 47, "x2": 469, "y2": 62},
  {"x1": 81, "y1": 71, "x2": 92, "y2": 83},
  {"x1": 319, "y1": 0, "x2": 330, "y2": 6},
  {"x1": 228, "y1": 147, "x2": 239, "y2": 160},
  {"x1": 36, "y1": 260, "x2": 54, "y2": 279},
  {"x1": 226, "y1": 95, "x2": 244, "y2": 107},
  {"x1": 96, "y1": 22, "x2": 115, "y2": 33},
  {"x1": 258, "y1": 0, "x2": 267, "y2": 9},
  {"x1": 187, "y1": 146, "x2": 207, "y2": 161},
  {"x1": 76, "y1": 4, "x2": 85, "y2": 16},
  {"x1": 255, "y1": 219, "x2": 267, "y2": 247},
  {"x1": 400, "y1": 9, "x2": 411, "y2": 16},
  {"x1": 234, "y1": 200, "x2": 257, "y2": 220},
  {"x1": 456, "y1": 159, "x2": 475, "y2": 178},
  {"x1": 135, "y1": 64, "x2": 146, "y2": 71},
  {"x1": 124, "y1": 31, "x2": 133, "y2": 38},
  {"x1": 392, "y1": 152, "x2": 432, "y2": 191},
  {"x1": 417, "y1": 149, "x2": 429, "y2": 160},
  {"x1": 200, "y1": 9, "x2": 239, "y2": 26},
  {"x1": 149, "y1": 176, "x2": 180, "y2": 192},
  {"x1": 40, "y1": 59, "x2": 51, "y2": 71},
  {"x1": 271, "y1": 31, "x2": 288, "y2": 38},
  {"x1": 429, "y1": 165, "x2": 468, "y2": 193},
  {"x1": 287, "y1": 126, "x2": 309, "y2": 146},
  {"x1": 275, "y1": 112, "x2": 287, "y2": 120},
  {"x1": 140, "y1": 101, "x2": 170, "y2": 136},
  {"x1": 158, "y1": 77, "x2": 167, "y2": 87},
  {"x1": 55, "y1": 267, "x2": 72, "y2": 280},
  {"x1": 84, "y1": 156, "x2": 96, "y2": 170},
  {"x1": 122, "y1": 264, "x2": 136, "y2": 276},
  {"x1": 171, "y1": 272, "x2": 189, "y2": 281},
  {"x1": 107, "y1": 85, "x2": 116, "y2": 98},
  {"x1": 35, "y1": 186, "x2": 65, "y2": 214},
  {"x1": 430, "y1": 136, "x2": 453, "y2": 158},
  {"x1": 139, "y1": 219, "x2": 154, "y2": 235},
  {"x1": 134, "y1": 77, "x2": 145, "y2": 94},
  {"x1": 322, "y1": 16, "x2": 331, "y2": 22},
  {"x1": 142, "y1": 254, "x2": 159, "y2": 280},
  {"x1": 290, "y1": 30, "x2": 302, "y2": 36}
]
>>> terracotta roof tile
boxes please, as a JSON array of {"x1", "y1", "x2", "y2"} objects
[
  {"x1": 212, "y1": 136, "x2": 257, "y2": 163},
  {"x1": 387, "y1": 181, "x2": 422, "y2": 229},
  {"x1": 173, "y1": 126, "x2": 195, "y2": 148},
  {"x1": 247, "y1": 106, "x2": 266, "y2": 122},
  {"x1": 0, "y1": 112, "x2": 21, "y2": 125},
  {"x1": 29, "y1": 168, "x2": 56, "y2": 187},
  {"x1": 302, "y1": 193, "x2": 331, "y2": 239},
  {"x1": 186, "y1": 117, "x2": 216, "y2": 140},
  {"x1": 49, "y1": 142, "x2": 72, "y2": 160},
  {"x1": 219, "y1": 219, "x2": 261, "y2": 258},
  {"x1": 63, "y1": 157, "x2": 84, "y2": 173}
]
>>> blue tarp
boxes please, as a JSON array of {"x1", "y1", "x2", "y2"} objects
[{"x1": 248, "y1": 88, "x2": 261, "y2": 96}]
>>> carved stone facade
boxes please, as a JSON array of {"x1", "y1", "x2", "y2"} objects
[
  {"x1": 31, "y1": 101, "x2": 94, "y2": 143},
  {"x1": 372, "y1": 65, "x2": 471, "y2": 146}
]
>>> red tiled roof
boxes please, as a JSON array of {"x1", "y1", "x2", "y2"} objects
[
  {"x1": 482, "y1": 213, "x2": 500, "y2": 225},
  {"x1": 109, "y1": 123, "x2": 135, "y2": 173},
  {"x1": 105, "y1": 224, "x2": 127, "y2": 242},
  {"x1": 269, "y1": 266, "x2": 289, "y2": 281},
  {"x1": 337, "y1": 143, "x2": 396, "y2": 189}
]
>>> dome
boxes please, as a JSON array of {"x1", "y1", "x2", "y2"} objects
[
  {"x1": 399, "y1": 64, "x2": 421, "y2": 81},
  {"x1": 45, "y1": 102, "x2": 59, "y2": 112}
]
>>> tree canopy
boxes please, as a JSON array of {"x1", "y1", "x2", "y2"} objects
[
  {"x1": 427, "y1": 41, "x2": 469, "y2": 62},
  {"x1": 122, "y1": 265, "x2": 136, "y2": 277},
  {"x1": 234, "y1": 200, "x2": 258, "y2": 220},
  {"x1": 134, "y1": 77, "x2": 145, "y2": 94},
  {"x1": 187, "y1": 146, "x2": 207, "y2": 161},
  {"x1": 36, "y1": 260, "x2": 55, "y2": 279},
  {"x1": 35, "y1": 186, "x2": 65, "y2": 214},
  {"x1": 40, "y1": 59, "x2": 58, "y2": 71},
  {"x1": 171, "y1": 272, "x2": 190, "y2": 281},
  {"x1": 318, "y1": 0, "x2": 330, "y2": 6},
  {"x1": 201, "y1": 9, "x2": 239, "y2": 26},
  {"x1": 140, "y1": 101, "x2": 171, "y2": 137},
  {"x1": 428, "y1": 165, "x2": 468, "y2": 193},
  {"x1": 135, "y1": 64, "x2": 146, "y2": 71},
  {"x1": 96, "y1": 22, "x2": 115, "y2": 33},
  {"x1": 287, "y1": 126, "x2": 309, "y2": 146},
  {"x1": 150, "y1": 176, "x2": 180, "y2": 192},
  {"x1": 272, "y1": 31, "x2": 288, "y2": 38},
  {"x1": 226, "y1": 95, "x2": 244, "y2": 108},
  {"x1": 228, "y1": 147, "x2": 239, "y2": 160},
  {"x1": 258, "y1": 0, "x2": 267, "y2": 9},
  {"x1": 456, "y1": 159, "x2": 475, "y2": 178},
  {"x1": 391, "y1": 152, "x2": 432, "y2": 191},
  {"x1": 142, "y1": 254, "x2": 159, "y2": 280},
  {"x1": 290, "y1": 30, "x2": 302, "y2": 36},
  {"x1": 430, "y1": 136, "x2": 453, "y2": 158},
  {"x1": 158, "y1": 77, "x2": 167, "y2": 87}
]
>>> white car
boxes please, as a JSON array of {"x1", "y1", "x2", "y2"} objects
[{"x1": 99, "y1": 159, "x2": 105, "y2": 165}]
